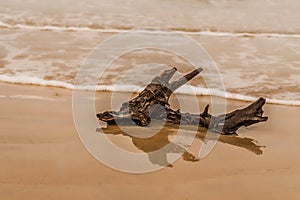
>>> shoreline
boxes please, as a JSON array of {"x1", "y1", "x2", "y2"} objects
[
  {"x1": 1, "y1": 82, "x2": 300, "y2": 199},
  {"x1": 1, "y1": 80, "x2": 299, "y2": 107}
]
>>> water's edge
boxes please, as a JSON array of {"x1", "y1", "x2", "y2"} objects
[{"x1": 1, "y1": 74, "x2": 299, "y2": 106}]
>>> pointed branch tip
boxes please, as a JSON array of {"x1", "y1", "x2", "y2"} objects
[
  {"x1": 201, "y1": 104, "x2": 209, "y2": 117},
  {"x1": 169, "y1": 67, "x2": 203, "y2": 91}
]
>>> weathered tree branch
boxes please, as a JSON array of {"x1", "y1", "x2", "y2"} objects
[{"x1": 97, "y1": 67, "x2": 268, "y2": 134}]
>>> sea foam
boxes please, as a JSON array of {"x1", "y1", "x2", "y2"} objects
[
  {"x1": 1, "y1": 20, "x2": 300, "y2": 39},
  {"x1": 1, "y1": 74, "x2": 299, "y2": 106}
]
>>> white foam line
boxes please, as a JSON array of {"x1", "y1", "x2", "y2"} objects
[
  {"x1": 1, "y1": 20, "x2": 300, "y2": 38},
  {"x1": 10, "y1": 95, "x2": 55, "y2": 101},
  {"x1": 182, "y1": 31, "x2": 300, "y2": 38},
  {"x1": 178, "y1": 86, "x2": 300, "y2": 106},
  {"x1": 0, "y1": 74, "x2": 74, "y2": 89},
  {"x1": 0, "y1": 74, "x2": 299, "y2": 106},
  {"x1": 0, "y1": 21, "x2": 127, "y2": 34},
  {"x1": 266, "y1": 99, "x2": 300, "y2": 106}
]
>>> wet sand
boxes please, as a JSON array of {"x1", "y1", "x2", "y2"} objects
[{"x1": 1, "y1": 82, "x2": 300, "y2": 200}]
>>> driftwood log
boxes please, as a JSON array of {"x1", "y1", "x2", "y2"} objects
[{"x1": 97, "y1": 67, "x2": 268, "y2": 135}]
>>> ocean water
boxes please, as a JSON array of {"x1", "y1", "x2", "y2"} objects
[{"x1": 0, "y1": 0, "x2": 299, "y2": 105}]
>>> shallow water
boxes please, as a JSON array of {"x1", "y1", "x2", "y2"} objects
[{"x1": 0, "y1": 0, "x2": 299, "y2": 104}]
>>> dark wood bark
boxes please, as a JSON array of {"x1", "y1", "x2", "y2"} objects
[{"x1": 97, "y1": 67, "x2": 268, "y2": 135}]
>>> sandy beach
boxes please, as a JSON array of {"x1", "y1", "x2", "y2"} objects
[
  {"x1": 1, "y1": 1, "x2": 300, "y2": 199},
  {"x1": 1, "y1": 82, "x2": 299, "y2": 200}
]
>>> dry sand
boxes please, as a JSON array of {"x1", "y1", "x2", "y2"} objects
[{"x1": 1, "y1": 82, "x2": 300, "y2": 200}]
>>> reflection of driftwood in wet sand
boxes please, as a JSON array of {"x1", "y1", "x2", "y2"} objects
[
  {"x1": 97, "y1": 122, "x2": 265, "y2": 167},
  {"x1": 97, "y1": 67, "x2": 268, "y2": 135},
  {"x1": 196, "y1": 132, "x2": 265, "y2": 155},
  {"x1": 98, "y1": 124, "x2": 199, "y2": 167}
]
